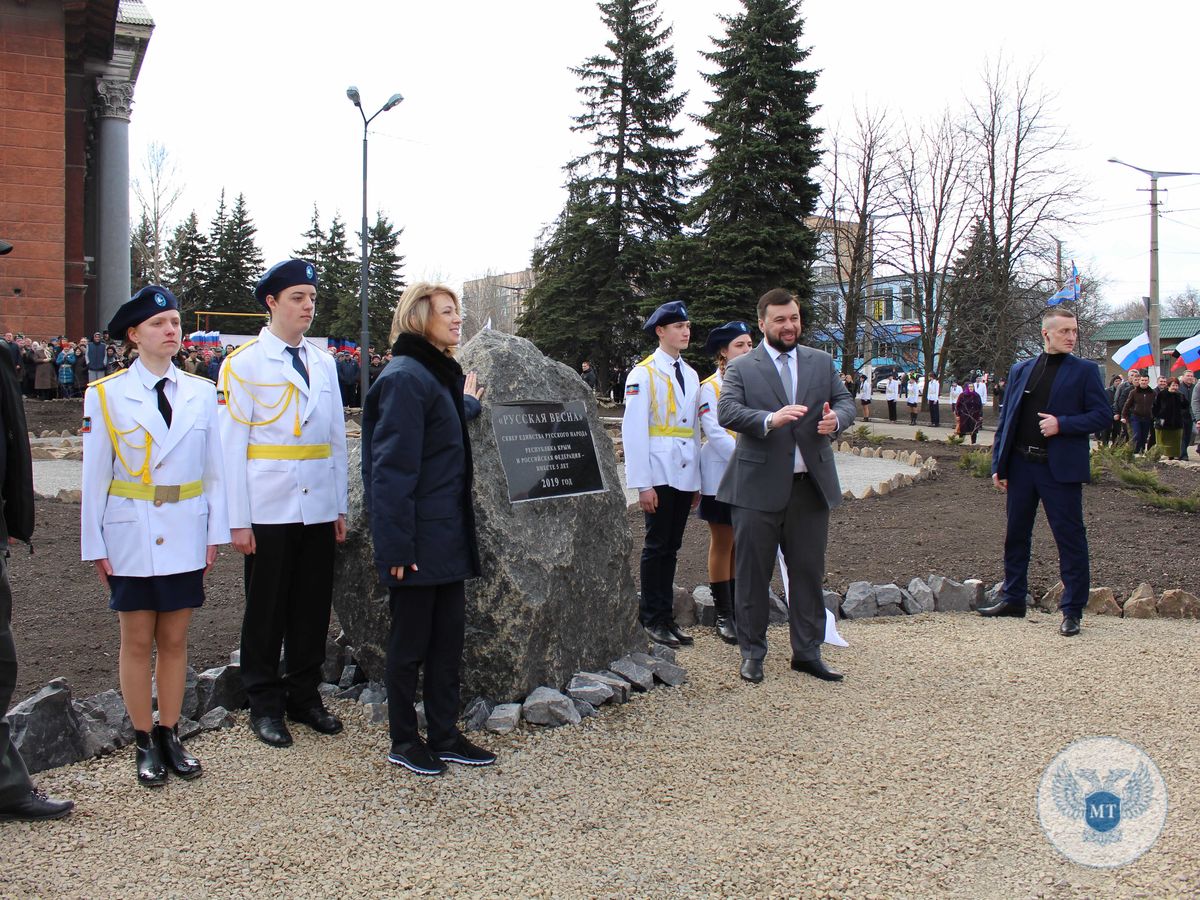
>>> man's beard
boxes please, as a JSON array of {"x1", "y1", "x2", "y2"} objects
[{"x1": 767, "y1": 332, "x2": 798, "y2": 353}]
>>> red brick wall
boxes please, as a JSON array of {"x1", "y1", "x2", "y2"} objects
[{"x1": 0, "y1": 0, "x2": 67, "y2": 340}]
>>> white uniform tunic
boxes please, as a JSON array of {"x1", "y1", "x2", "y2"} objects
[
  {"x1": 884, "y1": 378, "x2": 900, "y2": 402},
  {"x1": 857, "y1": 379, "x2": 872, "y2": 402},
  {"x1": 81, "y1": 360, "x2": 230, "y2": 576},
  {"x1": 622, "y1": 348, "x2": 701, "y2": 493},
  {"x1": 698, "y1": 371, "x2": 736, "y2": 497},
  {"x1": 906, "y1": 381, "x2": 921, "y2": 405},
  {"x1": 975, "y1": 380, "x2": 988, "y2": 405},
  {"x1": 217, "y1": 327, "x2": 349, "y2": 527},
  {"x1": 926, "y1": 378, "x2": 941, "y2": 402},
  {"x1": 949, "y1": 384, "x2": 963, "y2": 405}
]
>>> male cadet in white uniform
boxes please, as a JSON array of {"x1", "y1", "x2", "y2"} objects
[
  {"x1": 622, "y1": 300, "x2": 702, "y2": 648},
  {"x1": 218, "y1": 259, "x2": 349, "y2": 748}
]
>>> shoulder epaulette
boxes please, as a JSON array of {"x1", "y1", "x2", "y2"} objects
[
  {"x1": 180, "y1": 370, "x2": 216, "y2": 386},
  {"x1": 87, "y1": 368, "x2": 128, "y2": 388},
  {"x1": 700, "y1": 373, "x2": 719, "y2": 387},
  {"x1": 225, "y1": 338, "x2": 259, "y2": 362}
]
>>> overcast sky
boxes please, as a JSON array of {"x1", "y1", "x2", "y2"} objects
[{"x1": 128, "y1": 0, "x2": 1200, "y2": 309}]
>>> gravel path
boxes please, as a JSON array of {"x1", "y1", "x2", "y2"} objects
[{"x1": 3, "y1": 614, "x2": 1197, "y2": 898}]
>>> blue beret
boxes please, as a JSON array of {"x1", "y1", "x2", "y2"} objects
[
  {"x1": 255, "y1": 259, "x2": 318, "y2": 309},
  {"x1": 703, "y1": 320, "x2": 753, "y2": 355},
  {"x1": 642, "y1": 300, "x2": 689, "y2": 336},
  {"x1": 108, "y1": 285, "x2": 179, "y2": 337}
]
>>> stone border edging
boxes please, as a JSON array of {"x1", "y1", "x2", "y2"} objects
[{"x1": 835, "y1": 444, "x2": 936, "y2": 500}]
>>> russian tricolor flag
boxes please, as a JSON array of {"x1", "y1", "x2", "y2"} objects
[
  {"x1": 1112, "y1": 331, "x2": 1154, "y2": 371},
  {"x1": 1175, "y1": 333, "x2": 1200, "y2": 372}
]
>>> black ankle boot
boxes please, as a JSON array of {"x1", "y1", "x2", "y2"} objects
[
  {"x1": 135, "y1": 729, "x2": 168, "y2": 787},
  {"x1": 712, "y1": 581, "x2": 738, "y2": 644},
  {"x1": 155, "y1": 723, "x2": 203, "y2": 780}
]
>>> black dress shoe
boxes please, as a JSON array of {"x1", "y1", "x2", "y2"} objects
[
  {"x1": 739, "y1": 659, "x2": 764, "y2": 683},
  {"x1": 977, "y1": 599, "x2": 1027, "y2": 618},
  {"x1": 288, "y1": 704, "x2": 344, "y2": 735},
  {"x1": 645, "y1": 623, "x2": 680, "y2": 648},
  {"x1": 134, "y1": 730, "x2": 168, "y2": 787},
  {"x1": 154, "y1": 724, "x2": 203, "y2": 780},
  {"x1": 1060, "y1": 614, "x2": 1081, "y2": 637},
  {"x1": 0, "y1": 788, "x2": 74, "y2": 822},
  {"x1": 790, "y1": 656, "x2": 844, "y2": 682},
  {"x1": 431, "y1": 734, "x2": 496, "y2": 767},
  {"x1": 249, "y1": 715, "x2": 293, "y2": 748},
  {"x1": 714, "y1": 616, "x2": 738, "y2": 644},
  {"x1": 668, "y1": 623, "x2": 694, "y2": 646},
  {"x1": 388, "y1": 739, "x2": 446, "y2": 776}
]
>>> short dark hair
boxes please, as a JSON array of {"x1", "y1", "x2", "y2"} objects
[
  {"x1": 757, "y1": 288, "x2": 798, "y2": 321},
  {"x1": 1041, "y1": 307, "x2": 1077, "y2": 326}
]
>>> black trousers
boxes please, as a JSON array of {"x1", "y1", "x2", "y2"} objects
[
  {"x1": 241, "y1": 521, "x2": 335, "y2": 717},
  {"x1": 929, "y1": 401, "x2": 940, "y2": 426},
  {"x1": 887, "y1": 399, "x2": 897, "y2": 421},
  {"x1": 0, "y1": 557, "x2": 33, "y2": 805},
  {"x1": 386, "y1": 582, "x2": 465, "y2": 747},
  {"x1": 639, "y1": 485, "x2": 694, "y2": 628}
]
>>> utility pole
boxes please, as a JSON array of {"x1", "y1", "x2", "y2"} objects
[
  {"x1": 1109, "y1": 158, "x2": 1200, "y2": 379},
  {"x1": 1055, "y1": 239, "x2": 1064, "y2": 290}
]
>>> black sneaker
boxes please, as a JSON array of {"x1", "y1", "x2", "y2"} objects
[
  {"x1": 433, "y1": 734, "x2": 496, "y2": 767},
  {"x1": 387, "y1": 739, "x2": 446, "y2": 776}
]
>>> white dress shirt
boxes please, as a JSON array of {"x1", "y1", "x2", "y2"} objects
[{"x1": 763, "y1": 342, "x2": 807, "y2": 473}]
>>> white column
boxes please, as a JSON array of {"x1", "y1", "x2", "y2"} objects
[{"x1": 94, "y1": 78, "x2": 134, "y2": 329}]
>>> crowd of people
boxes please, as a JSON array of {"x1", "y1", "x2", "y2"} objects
[{"x1": 1101, "y1": 368, "x2": 1198, "y2": 460}]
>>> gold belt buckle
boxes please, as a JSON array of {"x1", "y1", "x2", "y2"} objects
[{"x1": 153, "y1": 484, "x2": 181, "y2": 503}]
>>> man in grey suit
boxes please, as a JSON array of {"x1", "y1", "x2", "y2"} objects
[{"x1": 717, "y1": 288, "x2": 856, "y2": 684}]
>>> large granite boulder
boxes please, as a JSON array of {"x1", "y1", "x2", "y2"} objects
[{"x1": 333, "y1": 330, "x2": 640, "y2": 702}]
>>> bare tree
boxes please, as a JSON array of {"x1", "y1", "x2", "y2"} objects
[
  {"x1": 817, "y1": 106, "x2": 895, "y2": 374},
  {"x1": 461, "y1": 268, "x2": 535, "y2": 340},
  {"x1": 131, "y1": 142, "x2": 183, "y2": 284},
  {"x1": 1107, "y1": 298, "x2": 1149, "y2": 322},
  {"x1": 1165, "y1": 287, "x2": 1200, "y2": 318},
  {"x1": 962, "y1": 58, "x2": 1085, "y2": 376},
  {"x1": 889, "y1": 109, "x2": 975, "y2": 380}
]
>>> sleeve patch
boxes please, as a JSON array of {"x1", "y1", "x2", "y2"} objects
[
  {"x1": 216, "y1": 390, "x2": 226, "y2": 405},
  {"x1": 80, "y1": 416, "x2": 91, "y2": 433},
  {"x1": 625, "y1": 384, "x2": 640, "y2": 396},
  {"x1": 698, "y1": 402, "x2": 711, "y2": 416}
]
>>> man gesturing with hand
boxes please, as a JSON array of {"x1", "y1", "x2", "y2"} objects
[{"x1": 717, "y1": 289, "x2": 856, "y2": 684}]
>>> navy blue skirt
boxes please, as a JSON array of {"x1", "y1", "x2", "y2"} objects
[
  {"x1": 109, "y1": 569, "x2": 205, "y2": 613},
  {"x1": 697, "y1": 495, "x2": 733, "y2": 525}
]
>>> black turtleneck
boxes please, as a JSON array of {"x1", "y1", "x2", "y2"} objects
[{"x1": 1015, "y1": 352, "x2": 1067, "y2": 450}]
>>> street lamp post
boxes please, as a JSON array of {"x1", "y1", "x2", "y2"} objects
[
  {"x1": 347, "y1": 86, "x2": 403, "y2": 405},
  {"x1": 1108, "y1": 157, "x2": 1200, "y2": 376}
]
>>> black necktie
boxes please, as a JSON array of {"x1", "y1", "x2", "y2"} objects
[
  {"x1": 286, "y1": 346, "x2": 309, "y2": 386},
  {"x1": 154, "y1": 378, "x2": 172, "y2": 428},
  {"x1": 673, "y1": 360, "x2": 685, "y2": 395}
]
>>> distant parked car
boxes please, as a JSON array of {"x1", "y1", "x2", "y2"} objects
[{"x1": 870, "y1": 365, "x2": 906, "y2": 392}]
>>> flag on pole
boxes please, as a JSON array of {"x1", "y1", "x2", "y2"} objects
[
  {"x1": 1175, "y1": 332, "x2": 1200, "y2": 371},
  {"x1": 1111, "y1": 331, "x2": 1154, "y2": 371},
  {"x1": 1047, "y1": 262, "x2": 1081, "y2": 306}
]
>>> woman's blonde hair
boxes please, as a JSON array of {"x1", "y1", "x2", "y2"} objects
[{"x1": 389, "y1": 282, "x2": 461, "y2": 349}]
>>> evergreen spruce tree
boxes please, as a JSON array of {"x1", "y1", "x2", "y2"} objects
[
  {"x1": 366, "y1": 213, "x2": 405, "y2": 351},
  {"x1": 164, "y1": 210, "x2": 209, "y2": 323},
  {"x1": 942, "y1": 220, "x2": 1004, "y2": 378},
  {"x1": 519, "y1": 0, "x2": 693, "y2": 393},
  {"x1": 130, "y1": 212, "x2": 154, "y2": 292},
  {"x1": 683, "y1": 0, "x2": 822, "y2": 332},
  {"x1": 310, "y1": 214, "x2": 361, "y2": 343},
  {"x1": 203, "y1": 192, "x2": 264, "y2": 318}
]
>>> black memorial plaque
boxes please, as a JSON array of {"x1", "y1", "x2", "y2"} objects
[{"x1": 492, "y1": 400, "x2": 605, "y2": 503}]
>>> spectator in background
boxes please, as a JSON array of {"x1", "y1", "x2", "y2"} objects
[
  {"x1": 884, "y1": 372, "x2": 900, "y2": 422},
  {"x1": 1151, "y1": 377, "x2": 1188, "y2": 459},
  {"x1": 368, "y1": 354, "x2": 384, "y2": 386},
  {"x1": 1177, "y1": 369, "x2": 1195, "y2": 460},
  {"x1": 905, "y1": 374, "x2": 920, "y2": 425},
  {"x1": 949, "y1": 378, "x2": 963, "y2": 407},
  {"x1": 1121, "y1": 373, "x2": 1155, "y2": 454},
  {"x1": 73, "y1": 338, "x2": 89, "y2": 388},
  {"x1": 336, "y1": 350, "x2": 359, "y2": 407},
  {"x1": 33, "y1": 343, "x2": 55, "y2": 400},
  {"x1": 926, "y1": 372, "x2": 941, "y2": 427},
  {"x1": 86, "y1": 332, "x2": 107, "y2": 385},
  {"x1": 580, "y1": 361, "x2": 597, "y2": 392},
  {"x1": 55, "y1": 343, "x2": 77, "y2": 399},
  {"x1": 1100, "y1": 374, "x2": 1123, "y2": 446},
  {"x1": 3, "y1": 332, "x2": 21, "y2": 385},
  {"x1": 1112, "y1": 369, "x2": 1138, "y2": 445},
  {"x1": 105, "y1": 344, "x2": 121, "y2": 375},
  {"x1": 204, "y1": 350, "x2": 221, "y2": 383},
  {"x1": 857, "y1": 372, "x2": 872, "y2": 422},
  {"x1": 21, "y1": 341, "x2": 37, "y2": 397},
  {"x1": 955, "y1": 381, "x2": 984, "y2": 444}
]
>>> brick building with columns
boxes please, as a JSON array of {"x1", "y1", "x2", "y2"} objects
[{"x1": 0, "y1": 0, "x2": 152, "y2": 340}]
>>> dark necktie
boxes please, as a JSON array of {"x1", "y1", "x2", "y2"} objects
[
  {"x1": 673, "y1": 360, "x2": 686, "y2": 395},
  {"x1": 286, "y1": 346, "x2": 309, "y2": 386},
  {"x1": 154, "y1": 378, "x2": 172, "y2": 428}
]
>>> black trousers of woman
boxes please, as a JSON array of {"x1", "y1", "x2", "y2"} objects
[{"x1": 386, "y1": 581, "x2": 465, "y2": 747}]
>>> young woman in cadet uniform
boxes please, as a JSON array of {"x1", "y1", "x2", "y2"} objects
[
  {"x1": 81, "y1": 286, "x2": 230, "y2": 787},
  {"x1": 696, "y1": 321, "x2": 753, "y2": 644}
]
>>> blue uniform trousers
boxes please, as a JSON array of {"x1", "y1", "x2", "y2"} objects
[{"x1": 1001, "y1": 453, "x2": 1089, "y2": 615}]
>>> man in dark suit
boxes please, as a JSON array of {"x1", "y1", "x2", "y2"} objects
[
  {"x1": 717, "y1": 288, "x2": 857, "y2": 684},
  {"x1": 978, "y1": 306, "x2": 1111, "y2": 636}
]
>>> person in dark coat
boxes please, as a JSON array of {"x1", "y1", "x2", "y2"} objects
[
  {"x1": 0, "y1": 347, "x2": 74, "y2": 821},
  {"x1": 954, "y1": 381, "x2": 984, "y2": 443},
  {"x1": 362, "y1": 282, "x2": 493, "y2": 777},
  {"x1": 1151, "y1": 377, "x2": 1188, "y2": 459}
]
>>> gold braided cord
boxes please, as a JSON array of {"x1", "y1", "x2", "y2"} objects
[
  {"x1": 699, "y1": 373, "x2": 736, "y2": 438},
  {"x1": 96, "y1": 382, "x2": 153, "y2": 484},
  {"x1": 638, "y1": 354, "x2": 678, "y2": 428},
  {"x1": 222, "y1": 364, "x2": 299, "y2": 432}
]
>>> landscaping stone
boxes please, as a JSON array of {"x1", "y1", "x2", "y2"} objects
[
  {"x1": 1122, "y1": 597, "x2": 1158, "y2": 619},
  {"x1": 1157, "y1": 589, "x2": 1200, "y2": 620},
  {"x1": 194, "y1": 665, "x2": 246, "y2": 716},
  {"x1": 905, "y1": 578, "x2": 935, "y2": 614},
  {"x1": 197, "y1": 706, "x2": 235, "y2": 731},
  {"x1": 842, "y1": 581, "x2": 877, "y2": 619},
  {"x1": 462, "y1": 697, "x2": 494, "y2": 731},
  {"x1": 1086, "y1": 588, "x2": 1122, "y2": 617},
  {"x1": 1125, "y1": 582, "x2": 1155, "y2": 609},
  {"x1": 693, "y1": 584, "x2": 716, "y2": 627},
  {"x1": 522, "y1": 687, "x2": 580, "y2": 727},
  {"x1": 9, "y1": 679, "x2": 89, "y2": 774},
  {"x1": 608, "y1": 656, "x2": 654, "y2": 692}
]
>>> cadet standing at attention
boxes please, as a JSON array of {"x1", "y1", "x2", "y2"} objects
[
  {"x1": 81, "y1": 286, "x2": 230, "y2": 786},
  {"x1": 622, "y1": 301, "x2": 702, "y2": 649},
  {"x1": 218, "y1": 260, "x2": 349, "y2": 748}
]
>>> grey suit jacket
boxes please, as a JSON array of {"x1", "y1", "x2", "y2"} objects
[{"x1": 716, "y1": 343, "x2": 856, "y2": 512}]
